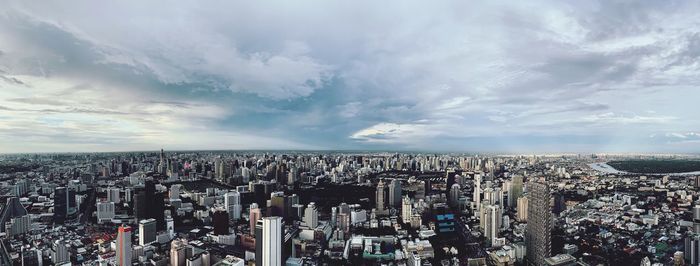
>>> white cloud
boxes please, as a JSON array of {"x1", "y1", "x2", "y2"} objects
[{"x1": 2, "y1": 0, "x2": 700, "y2": 152}]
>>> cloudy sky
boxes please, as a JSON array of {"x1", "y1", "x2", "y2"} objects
[{"x1": 1, "y1": 1, "x2": 700, "y2": 153}]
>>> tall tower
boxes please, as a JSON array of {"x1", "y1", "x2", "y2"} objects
[
  {"x1": 389, "y1": 179, "x2": 402, "y2": 208},
  {"x1": 138, "y1": 219, "x2": 157, "y2": 246},
  {"x1": 52, "y1": 240, "x2": 70, "y2": 265},
  {"x1": 517, "y1": 196, "x2": 528, "y2": 222},
  {"x1": 509, "y1": 175, "x2": 524, "y2": 209},
  {"x1": 376, "y1": 179, "x2": 386, "y2": 214},
  {"x1": 526, "y1": 179, "x2": 552, "y2": 266},
  {"x1": 256, "y1": 217, "x2": 282, "y2": 266},
  {"x1": 449, "y1": 184, "x2": 461, "y2": 209},
  {"x1": 53, "y1": 187, "x2": 69, "y2": 224},
  {"x1": 116, "y1": 225, "x2": 132, "y2": 266},
  {"x1": 249, "y1": 203, "x2": 262, "y2": 236},
  {"x1": 170, "y1": 238, "x2": 188, "y2": 266},
  {"x1": 212, "y1": 207, "x2": 229, "y2": 235},
  {"x1": 473, "y1": 174, "x2": 482, "y2": 212},
  {"x1": 225, "y1": 191, "x2": 242, "y2": 221},
  {"x1": 304, "y1": 202, "x2": 318, "y2": 228},
  {"x1": 483, "y1": 204, "x2": 502, "y2": 246},
  {"x1": 401, "y1": 195, "x2": 413, "y2": 224}
]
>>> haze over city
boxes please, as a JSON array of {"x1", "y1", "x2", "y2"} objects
[{"x1": 2, "y1": 1, "x2": 700, "y2": 153}]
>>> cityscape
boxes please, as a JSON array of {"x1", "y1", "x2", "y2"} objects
[
  {"x1": 2, "y1": 151, "x2": 700, "y2": 266},
  {"x1": 2, "y1": 1, "x2": 700, "y2": 266}
]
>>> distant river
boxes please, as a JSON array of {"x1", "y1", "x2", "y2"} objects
[{"x1": 588, "y1": 162, "x2": 700, "y2": 176}]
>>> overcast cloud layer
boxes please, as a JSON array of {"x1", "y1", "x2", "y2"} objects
[{"x1": 1, "y1": 0, "x2": 700, "y2": 153}]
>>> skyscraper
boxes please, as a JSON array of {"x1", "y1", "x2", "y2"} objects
[
  {"x1": 52, "y1": 240, "x2": 69, "y2": 265},
  {"x1": 138, "y1": 219, "x2": 157, "y2": 246},
  {"x1": 166, "y1": 215, "x2": 175, "y2": 238},
  {"x1": 170, "y1": 238, "x2": 188, "y2": 266},
  {"x1": 474, "y1": 174, "x2": 482, "y2": 212},
  {"x1": 304, "y1": 202, "x2": 318, "y2": 228},
  {"x1": 517, "y1": 196, "x2": 528, "y2": 222},
  {"x1": 450, "y1": 184, "x2": 461, "y2": 209},
  {"x1": 107, "y1": 188, "x2": 121, "y2": 203},
  {"x1": 526, "y1": 179, "x2": 552, "y2": 266},
  {"x1": 249, "y1": 203, "x2": 262, "y2": 236},
  {"x1": 389, "y1": 179, "x2": 402, "y2": 208},
  {"x1": 256, "y1": 217, "x2": 282, "y2": 266},
  {"x1": 376, "y1": 179, "x2": 386, "y2": 214},
  {"x1": 509, "y1": 175, "x2": 524, "y2": 209},
  {"x1": 482, "y1": 204, "x2": 502, "y2": 246},
  {"x1": 53, "y1": 187, "x2": 68, "y2": 224},
  {"x1": 212, "y1": 207, "x2": 229, "y2": 235},
  {"x1": 401, "y1": 195, "x2": 412, "y2": 224},
  {"x1": 116, "y1": 225, "x2": 132, "y2": 266},
  {"x1": 224, "y1": 191, "x2": 242, "y2": 221}
]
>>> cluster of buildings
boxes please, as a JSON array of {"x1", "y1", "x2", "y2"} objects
[{"x1": 0, "y1": 151, "x2": 698, "y2": 265}]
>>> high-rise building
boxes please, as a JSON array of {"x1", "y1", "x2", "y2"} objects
[
  {"x1": 53, "y1": 187, "x2": 69, "y2": 224},
  {"x1": 389, "y1": 179, "x2": 402, "y2": 208},
  {"x1": 526, "y1": 179, "x2": 552, "y2": 266},
  {"x1": 256, "y1": 217, "x2": 283, "y2": 266},
  {"x1": 166, "y1": 216, "x2": 175, "y2": 238},
  {"x1": 170, "y1": 184, "x2": 183, "y2": 200},
  {"x1": 250, "y1": 203, "x2": 262, "y2": 236},
  {"x1": 96, "y1": 201, "x2": 115, "y2": 224},
  {"x1": 133, "y1": 188, "x2": 147, "y2": 220},
  {"x1": 482, "y1": 204, "x2": 502, "y2": 246},
  {"x1": 52, "y1": 240, "x2": 69, "y2": 265},
  {"x1": 474, "y1": 174, "x2": 482, "y2": 212},
  {"x1": 449, "y1": 184, "x2": 461, "y2": 209},
  {"x1": 510, "y1": 176, "x2": 524, "y2": 209},
  {"x1": 212, "y1": 207, "x2": 229, "y2": 235},
  {"x1": 376, "y1": 179, "x2": 386, "y2": 214},
  {"x1": 225, "y1": 191, "x2": 242, "y2": 221},
  {"x1": 269, "y1": 192, "x2": 291, "y2": 221},
  {"x1": 21, "y1": 247, "x2": 42, "y2": 266},
  {"x1": 304, "y1": 202, "x2": 318, "y2": 228},
  {"x1": 107, "y1": 188, "x2": 121, "y2": 204},
  {"x1": 116, "y1": 225, "x2": 132, "y2": 266},
  {"x1": 138, "y1": 219, "x2": 157, "y2": 246},
  {"x1": 517, "y1": 196, "x2": 528, "y2": 222},
  {"x1": 686, "y1": 234, "x2": 700, "y2": 265},
  {"x1": 446, "y1": 169, "x2": 456, "y2": 191},
  {"x1": 401, "y1": 195, "x2": 412, "y2": 224},
  {"x1": 170, "y1": 238, "x2": 189, "y2": 266}
]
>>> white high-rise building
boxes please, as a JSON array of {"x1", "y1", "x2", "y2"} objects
[
  {"x1": 304, "y1": 202, "x2": 319, "y2": 228},
  {"x1": 256, "y1": 217, "x2": 282, "y2": 266},
  {"x1": 225, "y1": 191, "x2": 242, "y2": 221},
  {"x1": 52, "y1": 240, "x2": 69, "y2": 265},
  {"x1": 474, "y1": 174, "x2": 482, "y2": 212},
  {"x1": 483, "y1": 204, "x2": 501, "y2": 247},
  {"x1": 517, "y1": 196, "x2": 528, "y2": 222},
  {"x1": 170, "y1": 238, "x2": 189, "y2": 266},
  {"x1": 139, "y1": 218, "x2": 157, "y2": 246},
  {"x1": 166, "y1": 216, "x2": 175, "y2": 238},
  {"x1": 401, "y1": 196, "x2": 412, "y2": 224}
]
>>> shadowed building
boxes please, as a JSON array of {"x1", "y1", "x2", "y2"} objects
[{"x1": 526, "y1": 178, "x2": 552, "y2": 266}]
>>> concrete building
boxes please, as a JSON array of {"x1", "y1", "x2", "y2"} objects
[
  {"x1": 526, "y1": 179, "x2": 552, "y2": 266},
  {"x1": 256, "y1": 217, "x2": 282, "y2": 266}
]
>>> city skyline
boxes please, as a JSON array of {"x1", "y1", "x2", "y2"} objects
[{"x1": 2, "y1": 1, "x2": 700, "y2": 153}]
